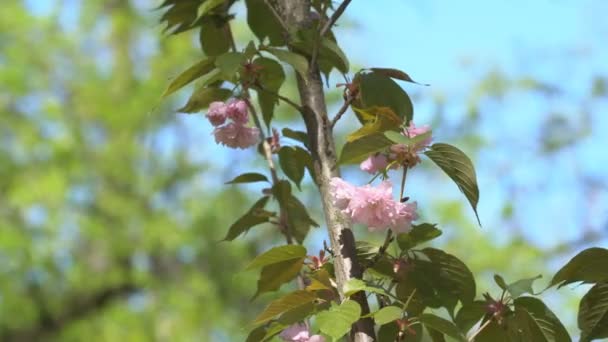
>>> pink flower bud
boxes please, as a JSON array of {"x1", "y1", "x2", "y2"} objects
[
  {"x1": 226, "y1": 99, "x2": 249, "y2": 124},
  {"x1": 206, "y1": 101, "x2": 227, "y2": 126}
]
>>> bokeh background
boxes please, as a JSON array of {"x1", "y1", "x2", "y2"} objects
[{"x1": 1, "y1": 0, "x2": 607, "y2": 340}]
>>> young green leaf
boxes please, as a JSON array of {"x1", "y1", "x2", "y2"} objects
[
  {"x1": 396, "y1": 223, "x2": 442, "y2": 250},
  {"x1": 507, "y1": 275, "x2": 542, "y2": 298},
  {"x1": 493, "y1": 274, "x2": 508, "y2": 290},
  {"x1": 339, "y1": 133, "x2": 394, "y2": 164},
  {"x1": 215, "y1": 52, "x2": 246, "y2": 80},
  {"x1": 374, "y1": 306, "x2": 403, "y2": 325},
  {"x1": 225, "y1": 172, "x2": 269, "y2": 184},
  {"x1": 162, "y1": 57, "x2": 216, "y2": 98},
  {"x1": 550, "y1": 247, "x2": 608, "y2": 288},
  {"x1": 578, "y1": 281, "x2": 608, "y2": 341},
  {"x1": 278, "y1": 147, "x2": 305, "y2": 189},
  {"x1": 177, "y1": 87, "x2": 232, "y2": 113},
  {"x1": 384, "y1": 130, "x2": 432, "y2": 147},
  {"x1": 347, "y1": 107, "x2": 402, "y2": 142},
  {"x1": 223, "y1": 197, "x2": 271, "y2": 241},
  {"x1": 319, "y1": 38, "x2": 349, "y2": 74},
  {"x1": 246, "y1": 245, "x2": 306, "y2": 270},
  {"x1": 425, "y1": 143, "x2": 481, "y2": 225},
  {"x1": 253, "y1": 258, "x2": 306, "y2": 299},
  {"x1": 253, "y1": 56, "x2": 285, "y2": 126},
  {"x1": 317, "y1": 300, "x2": 362, "y2": 340},
  {"x1": 264, "y1": 47, "x2": 309, "y2": 78},
  {"x1": 251, "y1": 290, "x2": 317, "y2": 326}
]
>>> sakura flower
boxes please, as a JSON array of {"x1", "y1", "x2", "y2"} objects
[
  {"x1": 360, "y1": 153, "x2": 390, "y2": 174},
  {"x1": 213, "y1": 122, "x2": 260, "y2": 149},
  {"x1": 330, "y1": 178, "x2": 418, "y2": 233},
  {"x1": 226, "y1": 99, "x2": 249, "y2": 124},
  {"x1": 279, "y1": 323, "x2": 325, "y2": 342},
  {"x1": 205, "y1": 101, "x2": 227, "y2": 126}
]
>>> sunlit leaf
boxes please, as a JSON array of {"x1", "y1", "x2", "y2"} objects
[
  {"x1": 162, "y1": 57, "x2": 215, "y2": 98},
  {"x1": 372, "y1": 306, "x2": 402, "y2": 326},
  {"x1": 246, "y1": 245, "x2": 306, "y2": 270},
  {"x1": 354, "y1": 71, "x2": 414, "y2": 123},
  {"x1": 506, "y1": 275, "x2": 542, "y2": 298},
  {"x1": 317, "y1": 300, "x2": 361, "y2": 340},
  {"x1": 339, "y1": 133, "x2": 394, "y2": 164},
  {"x1": 253, "y1": 257, "x2": 305, "y2": 299},
  {"x1": 347, "y1": 107, "x2": 402, "y2": 142},
  {"x1": 197, "y1": 0, "x2": 225, "y2": 18},
  {"x1": 252, "y1": 290, "x2": 317, "y2": 325},
  {"x1": 397, "y1": 223, "x2": 442, "y2": 250}
]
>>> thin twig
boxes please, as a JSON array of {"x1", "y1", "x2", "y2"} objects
[
  {"x1": 320, "y1": 0, "x2": 352, "y2": 37},
  {"x1": 330, "y1": 95, "x2": 354, "y2": 128},
  {"x1": 255, "y1": 83, "x2": 304, "y2": 113},
  {"x1": 468, "y1": 318, "x2": 492, "y2": 342}
]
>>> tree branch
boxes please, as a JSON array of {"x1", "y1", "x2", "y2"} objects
[
  {"x1": 320, "y1": 0, "x2": 352, "y2": 37},
  {"x1": 275, "y1": 1, "x2": 376, "y2": 341}
]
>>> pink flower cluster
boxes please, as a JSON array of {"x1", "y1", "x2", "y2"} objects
[
  {"x1": 205, "y1": 100, "x2": 260, "y2": 149},
  {"x1": 330, "y1": 178, "x2": 418, "y2": 234},
  {"x1": 360, "y1": 121, "x2": 432, "y2": 174},
  {"x1": 279, "y1": 323, "x2": 325, "y2": 342}
]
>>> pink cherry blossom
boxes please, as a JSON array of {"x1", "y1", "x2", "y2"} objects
[
  {"x1": 206, "y1": 101, "x2": 227, "y2": 126},
  {"x1": 360, "y1": 154, "x2": 390, "y2": 174},
  {"x1": 330, "y1": 178, "x2": 418, "y2": 233},
  {"x1": 329, "y1": 177, "x2": 357, "y2": 211},
  {"x1": 226, "y1": 99, "x2": 249, "y2": 124},
  {"x1": 279, "y1": 323, "x2": 325, "y2": 342},
  {"x1": 403, "y1": 121, "x2": 432, "y2": 150},
  {"x1": 213, "y1": 122, "x2": 260, "y2": 149}
]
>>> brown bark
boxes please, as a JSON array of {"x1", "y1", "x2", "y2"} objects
[{"x1": 274, "y1": 1, "x2": 376, "y2": 340}]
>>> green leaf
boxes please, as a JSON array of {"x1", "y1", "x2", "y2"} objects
[
  {"x1": 475, "y1": 320, "x2": 511, "y2": 342},
  {"x1": 493, "y1": 274, "x2": 508, "y2": 290},
  {"x1": 278, "y1": 301, "x2": 316, "y2": 325},
  {"x1": 265, "y1": 47, "x2": 309, "y2": 78},
  {"x1": 253, "y1": 57, "x2": 285, "y2": 126},
  {"x1": 199, "y1": 19, "x2": 230, "y2": 56},
  {"x1": 347, "y1": 107, "x2": 403, "y2": 142},
  {"x1": 419, "y1": 314, "x2": 465, "y2": 341},
  {"x1": 215, "y1": 52, "x2": 246, "y2": 81},
  {"x1": 319, "y1": 37, "x2": 349, "y2": 74},
  {"x1": 285, "y1": 194, "x2": 318, "y2": 243},
  {"x1": 339, "y1": 133, "x2": 394, "y2": 164},
  {"x1": 578, "y1": 281, "x2": 608, "y2": 341},
  {"x1": 162, "y1": 57, "x2": 216, "y2": 98},
  {"x1": 177, "y1": 87, "x2": 232, "y2": 113},
  {"x1": 396, "y1": 223, "x2": 442, "y2": 250},
  {"x1": 197, "y1": 0, "x2": 225, "y2": 18},
  {"x1": 427, "y1": 327, "x2": 447, "y2": 342},
  {"x1": 384, "y1": 130, "x2": 432, "y2": 147},
  {"x1": 246, "y1": 245, "x2": 307, "y2": 270},
  {"x1": 223, "y1": 197, "x2": 271, "y2": 241},
  {"x1": 550, "y1": 247, "x2": 608, "y2": 288},
  {"x1": 343, "y1": 278, "x2": 392, "y2": 298},
  {"x1": 370, "y1": 67, "x2": 429, "y2": 86},
  {"x1": 378, "y1": 321, "x2": 401, "y2": 342},
  {"x1": 412, "y1": 248, "x2": 476, "y2": 313},
  {"x1": 254, "y1": 257, "x2": 305, "y2": 298},
  {"x1": 317, "y1": 300, "x2": 361, "y2": 340},
  {"x1": 225, "y1": 172, "x2": 269, "y2": 184},
  {"x1": 514, "y1": 296, "x2": 571, "y2": 342},
  {"x1": 354, "y1": 71, "x2": 414, "y2": 123},
  {"x1": 425, "y1": 143, "x2": 481, "y2": 225},
  {"x1": 278, "y1": 148, "x2": 305, "y2": 188},
  {"x1": 282, "y1": 128, "x2": 309, "y2": 148},
  {"x1": 252, "y1": 290, "x2": 317, "y2": 326},
  {"x1": 455, "y1": 301, "x2": 486, "y2": 333},
  {"x1": 374, "y1": 306, "x2": 403, "y2": 325},
  {"x1": 245, "y1": 0, "x2": 285, "y2": 45},
  {"x1": 507, "y1": 275, "x2": 542, "y2": 298}
]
